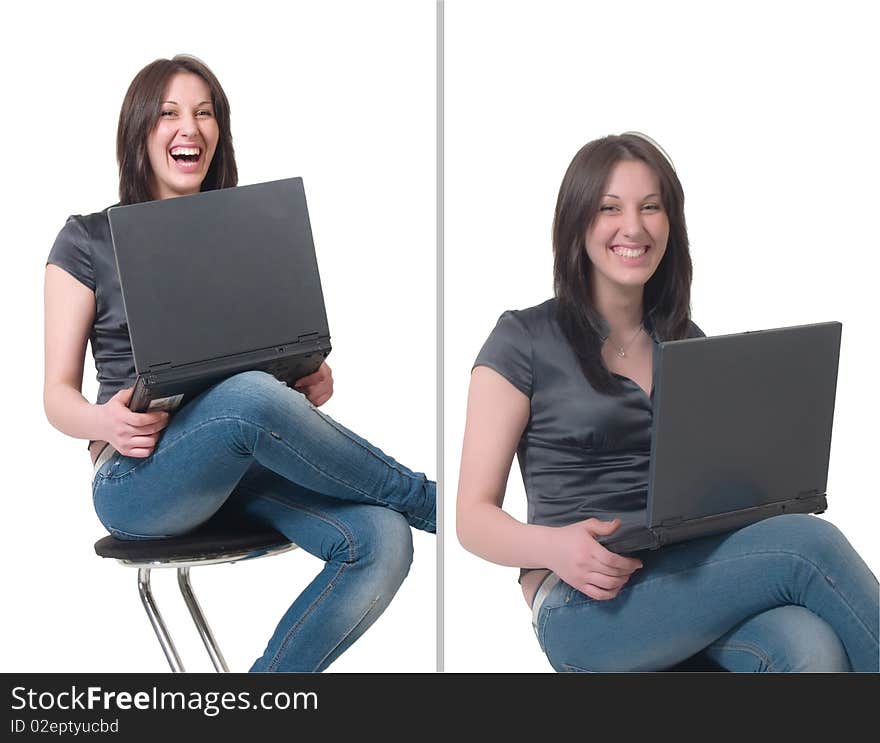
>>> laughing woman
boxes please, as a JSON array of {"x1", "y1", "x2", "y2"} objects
[
  {"x1": 43, "y1": 55, "x2": 435, "y2": 672},
  {"x1": 456, "y1": 133, "x2": 879, "y2": 672}
]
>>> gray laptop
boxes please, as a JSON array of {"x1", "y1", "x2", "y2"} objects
[
  {"x1": 601, "y1": 322, "x2": 842, "y2": 553},
  {"x1": 108, "y1": 177, "x2": 332, "y2": 413}
]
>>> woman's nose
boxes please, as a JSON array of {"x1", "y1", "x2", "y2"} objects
[
  {"x1": 621, "y1": 208, "x2": 647, "y2": 239},
  {"x1": 178, "y1": 115, "x2": 199, "y2": 137}
]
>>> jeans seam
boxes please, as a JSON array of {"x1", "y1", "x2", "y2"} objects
[
  {"x1": 107, "y1": 526, "x2": 178, "y2": 540},
  {"x1": 538, "y1": 606, "x2": 556, "y2": 651},
  {"x1": 257, "y1": 492, "x2": 357, "y2": 562},
  {"x1": 314, "y1": 594, "x2": 381, "y2": 672},
  {"x1": 707, "y1": 639, "x2": 774, "y2": 672},
  {"x1": 249, "y1": 416, "x2": 398, "y2": 506},
  {"x1": 266, "y1": 563, "x2": 350, "y2": 672},
  {"x1": 308, "y1": 406, "x2": 418, "y2": 479},
  {"x1": 233, "y1": 415, "x2": 407, "y2": 506}
]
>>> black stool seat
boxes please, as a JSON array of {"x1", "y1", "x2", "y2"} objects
[{"x1": 94, "y1": 522, "x2": 292, "y2": 563}]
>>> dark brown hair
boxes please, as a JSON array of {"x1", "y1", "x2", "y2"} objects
[
  {"x1": 552, "y1": 133, "x2": 693, "y2": 394},
  {"x1": 116, "y1": 55, "x2": 238, "y2": 205}
]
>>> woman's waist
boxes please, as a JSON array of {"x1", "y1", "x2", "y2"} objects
[
  {"x1": 89, "y1": 440, "x2": 112, "y2": 467},
  {"x1": 521, "y1": 568, "x2": 552, "y2": 608}
]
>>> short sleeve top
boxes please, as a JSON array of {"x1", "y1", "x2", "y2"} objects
[
  {"x1": 47, "y1": 209, "x2": 136, "y2": 405},
  {"x1": 474, "y1": 298, "x2": 705, "y2": 534}
]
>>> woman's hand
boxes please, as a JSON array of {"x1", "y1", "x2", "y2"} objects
[
  {"x1": 96, "y1": 388, "x2": 171, "y2": 458},
  {"x1": 546, "y1": 518, "x2": 644, "y2": 601},
  {"x1": 293, "y1": 362, "x2": 333, "y2": 407}
]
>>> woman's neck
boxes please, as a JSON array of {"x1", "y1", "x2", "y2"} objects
[{"x1": 592, "y1": 279, "x2": 644, "y2": 335}]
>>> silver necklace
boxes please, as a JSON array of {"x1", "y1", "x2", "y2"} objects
[{"x1": 609, "y1": 325, "x2": 643, "y2": 358}]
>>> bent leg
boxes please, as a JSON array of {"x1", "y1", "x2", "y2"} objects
[
  {"x1": 220, "y1": 464, "x2": 414, "y2": 672},
  {"x1": 93, "y1": 371, "x2": 435, "y2": 537},
  {"x1": 704, "y1": 606, "x2": 851, "y2": 672},
  {"x1": 537, "y1": 514, "x2": 879, "y2": 672}
]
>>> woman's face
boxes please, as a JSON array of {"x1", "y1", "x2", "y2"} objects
[
  {"x1": 585, "y1": 158, "x2": 669, "y2": 297},
  {"x1": 146, "y1": 72, "x2": 219, "y2": 201}
]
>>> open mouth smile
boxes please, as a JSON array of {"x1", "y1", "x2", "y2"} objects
[{"x1": 169, "y1": 145, "x2": 203, "y2": 172}]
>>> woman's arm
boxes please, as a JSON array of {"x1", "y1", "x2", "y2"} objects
[
  {"x1": 456, "y1": 365, "x2": 553, "y2": 568},
  {"x1": 456, "y1": 365, "x2": 644, "y2": 599},
  {"x1": 44, "y1": 265, "x2": 169, "y2": 456}
]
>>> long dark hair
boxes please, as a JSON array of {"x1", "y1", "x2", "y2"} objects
[
  {"x1": 552, "y1": 133, "x2": 693, "y2": 394},
  {"x1": 116, "y1": 55, "x2": 238, "y2": 205}
]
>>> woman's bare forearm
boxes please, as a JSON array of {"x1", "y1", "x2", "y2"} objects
[
  {"x1": 457, "y1": 499, "x2": 554, "y2": 570},
  {"x1": 44, "y1": 383, "x2": 103, "y2": 442}
]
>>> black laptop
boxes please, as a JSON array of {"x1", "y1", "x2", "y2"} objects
[
  {"x1": 107, "y1": 177, "x2": 332, "y2": 413},
  {"x1": 600, "y1": 322, "x2": 842, "y2": 553}
]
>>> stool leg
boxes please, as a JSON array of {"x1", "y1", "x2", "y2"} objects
[
  {"x1": 137, "y1": 568, "x2": 185, "y2": 672},
  {"x1": 177, "y1": 567, "x2": 230, "y2": 672}
]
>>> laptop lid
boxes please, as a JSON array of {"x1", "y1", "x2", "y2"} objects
[
  {"x1": 107, "y1": 177, "x2": 329, "y2": 375},
  {"x1": 647, "y1": 322, "x2": 842, "y2": 529}
]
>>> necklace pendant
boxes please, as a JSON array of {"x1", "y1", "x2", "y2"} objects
[{"x1": 616, "y1": 349, "x2": 626, "y2": 358}]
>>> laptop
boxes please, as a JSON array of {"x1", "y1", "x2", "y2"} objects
[
  {"x1": 107, "y1": 177, "x2": 332, "y2": 413},
  {"x1": 600, "y1": 322, "x2": 842, "y2": 553}
]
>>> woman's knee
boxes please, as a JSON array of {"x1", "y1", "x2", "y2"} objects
[
  {"x1": 760, "y1": 514, "x2": 853, "y2": 565},
  {"x1": 208, "y1": 370, "x2": 313, "y2": 431},
  {"x1": 328, "y1": 506, "x2": 414, "y2": 589},
  {"x1": 710, "y1": 605, "x2": 850, "y2": 672}
]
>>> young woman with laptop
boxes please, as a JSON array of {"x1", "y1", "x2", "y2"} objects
[
  {"x1": 43, "y1": 55, "x2": 435, "y2": 672},
  {"x1": 456, "y1": 133, "x2": 879, "y2": 672}
]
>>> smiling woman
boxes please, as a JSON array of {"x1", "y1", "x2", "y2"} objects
[
  {"x1": 116, "y1": 56, "x2": 235, "y2": 205},
  {"x1": 455, "y1": 132, "x2": 879, "y2": 673},
  {"x1": 42, "y1": 54, "x2": 436, "y2": 673}
]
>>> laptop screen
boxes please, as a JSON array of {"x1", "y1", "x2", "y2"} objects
[{"x1": 108, "y1": 177, "x2": 329, "y2": 373}]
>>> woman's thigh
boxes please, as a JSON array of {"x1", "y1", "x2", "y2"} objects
[
  {"x1": 92, "y1": 370, "x2": 434, "y2": 538},
  {"x1": 91, "y1": 372, "x2": 332, "y2": 537},
  {"x1": 536, "y1": 514, "x2": 878, "y2": 672}
]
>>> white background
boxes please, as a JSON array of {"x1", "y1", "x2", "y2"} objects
[
  {"x1": 0, "y1": 0, "x2": 436, "y2": 673},
  {"x1": 444, "y1": 0, "x2": 879, "y2": 671}
]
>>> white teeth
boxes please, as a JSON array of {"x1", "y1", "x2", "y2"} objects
[
  {"x1": 170, "y1": 146, "x2": 200, "y2": 156},
  {"x1": 611, "y1": 246, "x2": 647, "y2": 258}
]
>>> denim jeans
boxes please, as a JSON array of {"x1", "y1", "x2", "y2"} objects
[
  {"x1": 534, "y1": 514, "x2": 879, "y2": 672},
  {"x1": 92, "y1": 371, "x2": 435, "y2": 672}
]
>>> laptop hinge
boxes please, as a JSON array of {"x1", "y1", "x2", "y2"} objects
[
  {"x1": 796, "y1": 489, "x2": 820, "y2": 500},
  {"x1": 297, "y1": 332, "x2": 320, "y2": 342},
  {"x1": 148, "y1": 362, "x2": 173, "y2": 372}
]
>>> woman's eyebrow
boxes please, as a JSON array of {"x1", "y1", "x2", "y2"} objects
[
  {"x1": 602, "y1": 193, "x2": 660, "y2": 199},
  {"x1": 160, "y1": 100, "x2": 213, "y2": 106}
]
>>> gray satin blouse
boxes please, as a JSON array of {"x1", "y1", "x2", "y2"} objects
[
  {"x1": 47, "y1": 209, "x2": 136, "y2": 406},
  {"x1": 473, "y1": 298, "x2": 704, "y2": 578}
]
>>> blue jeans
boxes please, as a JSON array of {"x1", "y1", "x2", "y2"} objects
[
  {"x1": 534, "y1": 514, "x2": 879, "y2": 672},
  {"x1": 92, "y1": 371, "x2": 435, "y2": 672}
]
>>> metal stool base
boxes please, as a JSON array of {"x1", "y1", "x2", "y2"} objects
[{"x1": 125, "y1": 543, "x2": 297, "y2": 672}]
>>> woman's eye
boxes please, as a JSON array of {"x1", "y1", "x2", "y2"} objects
[
  {"x1": 196, "y1": 110, "x2": 213, "y2": 117},
  {"x1": 160, "y1": 110, "x2": 176, "y2": 117},
  {"x1": 599, "y1": 205, "x2": 618, "y2": 212},
  {"x1": 642, "y1": 203, "x2": 661, "y2": 212}
]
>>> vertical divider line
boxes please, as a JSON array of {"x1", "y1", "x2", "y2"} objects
[{"x1": 436, "y1": 0, "x2": 445, "y2": 673}]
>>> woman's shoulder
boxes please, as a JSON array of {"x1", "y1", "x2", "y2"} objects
[
  {"x1": 58, "y1": 207, "x2": 113, "y2": 243},
  {"x1": 494, "y1": 298, "x2": 558, "y2": 335},
  {"x1": 48, "y1": 206, "x2": 114, "y2": 290}
]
